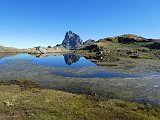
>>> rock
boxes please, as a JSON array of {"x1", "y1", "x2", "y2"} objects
[
  {"x1": 48, "y1": 46, "x2": 52, "y2": 48},
  {"x1": 76, "y1": 39, "x2": 95, "y2": 50},
  {"x1": 126, "y1": 50, "x2": 138, "y2": 54},
  {"x1": 35, "y1": 46, "x2": 41, "y2": 50},
  {"x1": 4, "y1": 101, "x2": 13, "y2": 107},
  {"x1": 96, "y1": 49, "x2": 106, "y2": 56},
  {"x1": 83, "y1": 39, "x2": 95, "y2": 46},
  {"x1": 81, "y1": 45, "x2": 100, "y2": 52},
  {"x1": 61, "y1": 31, "x2": 83, "y2": 50},
  {"x1": 130, "y1": 55, "x2": 140, "y2": 59}
]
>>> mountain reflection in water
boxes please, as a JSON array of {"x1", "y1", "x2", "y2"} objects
[
  {"x1": 63, "y1": 54, "x2": 80, "y2": 65},
  {"x1": 0, "y1": 53, "x2": 96, "y2": 68},
  {"x1": 34, "y1": 53, "x2": 81, "y2": 65}
]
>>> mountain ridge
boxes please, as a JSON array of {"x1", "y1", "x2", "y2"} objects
[{"x1": 0, "y1": 32, "x2": 160, "y2": 54}]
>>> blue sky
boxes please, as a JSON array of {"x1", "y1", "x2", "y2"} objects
[{"x1": 0, "y1": 0, "x2": 160, "y2": 48}]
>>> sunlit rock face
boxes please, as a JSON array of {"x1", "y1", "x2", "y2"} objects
[{"x1": 62, "y1": 31, "x2": 83, "y2": 50}]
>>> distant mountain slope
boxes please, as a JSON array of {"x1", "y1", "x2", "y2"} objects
[
  {"x1": 0, "y1": 44, "x2": 69, "y2": 53},
  {"x1": 0, "y1": 45, "x2": 20, "y2": 53},
  {"x1": 27, "y1": 46, "x2": 68, "y2": 54}
]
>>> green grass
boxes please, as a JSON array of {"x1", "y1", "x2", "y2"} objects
[
  {"x1": 0, "y1": 84, "x2": 160, "y2": 120},
  {"x1": 96, "y1": 41, "x2": 160, "y2": 59},
  {"x1": 97, "y1": 41, "x2": 144, "y2": 50},
  {"x1": 73, "y1": 40, "x2": 160, "y2": 60}
]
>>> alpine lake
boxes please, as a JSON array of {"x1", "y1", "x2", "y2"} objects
[{"x1": 0, "y1": 53, "x2": 160, "y2": 107}]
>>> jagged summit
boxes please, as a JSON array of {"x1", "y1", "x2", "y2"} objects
[{"x1": 61, "y1": 31, "x2": 83, "y2": 50}]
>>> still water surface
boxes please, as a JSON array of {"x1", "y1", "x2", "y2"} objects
[
  {"x1": 0, "y1": 53, "x2": 138, "y2": 78},
  {"x1": 0, "y1": 53, "x2": 160, "y2": 106},
  {"x1": 0, "y1": 54, "x2": 96, "y2": 68}
]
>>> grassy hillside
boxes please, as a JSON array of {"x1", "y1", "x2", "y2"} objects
[
  {"x1": 96, "y1": 34, "x2": 160, "y2": 59},
  {"x1": 76, "y1": 34, "x2": 160, "y2": 60},
  {"x1": 0, "y1": 83, "x2": 160, "y2": 120}
]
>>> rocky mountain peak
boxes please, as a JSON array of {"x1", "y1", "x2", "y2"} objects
[{"x1": 62, "y1": 31, "x2": 83, "y2": 50}]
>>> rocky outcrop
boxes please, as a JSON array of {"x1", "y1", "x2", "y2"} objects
[
  {"x1": 81, "y1": 39, "x2": 95, "y2": 48},
  {"x1": 61, "y1": 31, "x2": 83, "y2": 50},
  {"x1": 83, "y1": 39, "x2": 95, "y2": 46},
  {"x1": 81, "y1": 44, "x2": 100, "y2": 52},
  {"x1": 76, "y1": 39, "x2": 95, "y2": 50}
]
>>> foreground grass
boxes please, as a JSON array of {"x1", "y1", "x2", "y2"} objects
[{"x1": 0, "y1": 84, "x2": 160, "y2": 120}]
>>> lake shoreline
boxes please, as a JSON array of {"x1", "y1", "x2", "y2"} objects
[{"x1": 0, "y1": 53, "x2": 160, "y2": 108}]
